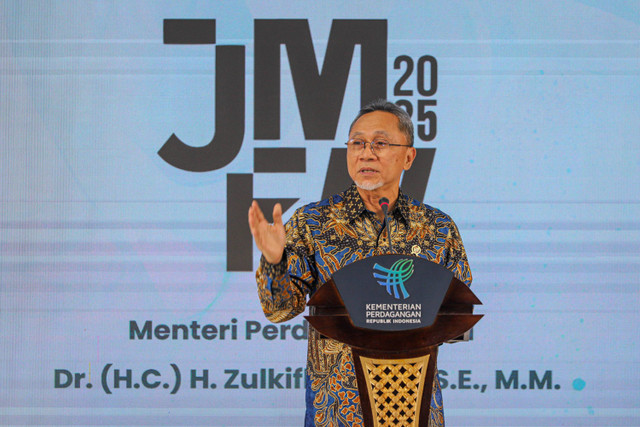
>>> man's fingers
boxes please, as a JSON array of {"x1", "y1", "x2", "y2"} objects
[
  {"x1": 248, "y1": 200, "x2": 286, "y2": 264},
  {"x1": 249, "y1": 201, "x2": 267, "y2": 226},
  {"x1": 272, "y1": 203, "x2": 283, "y2": 226},
  {"x1": 251, "y1": 200, "x2": 267, "y2": 223},
  {"x1": 248, "y1": 203, "x2": 258, "y2": 235},
  {"x1": 248, "y1": 201, "x2": 267, "y2": 237}
]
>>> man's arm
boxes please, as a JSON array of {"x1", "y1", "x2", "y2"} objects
[
  {"x1": 249, "y1": 202, "x2": 318, "y2": 323},
  {"x1": 444, "y1": 217, "x2": 472, "y2": 287},
  {"x1": 444, "y1": 216, "x2": 474, "y2": 342}
]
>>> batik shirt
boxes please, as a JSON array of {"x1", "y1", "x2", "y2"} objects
[{"x1": 256, "y1": 184, "x2": 472, "y2": 427}]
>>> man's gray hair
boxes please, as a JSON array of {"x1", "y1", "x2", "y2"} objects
[{"x1": 349, "y1": 99, "x2": 414, "y2": 146}]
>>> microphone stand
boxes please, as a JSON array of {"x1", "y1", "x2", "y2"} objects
[{"x1": 379, "y1": 197, "x2": 394, "y2": 253}]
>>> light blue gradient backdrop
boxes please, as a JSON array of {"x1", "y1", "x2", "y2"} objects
[{"x1": 1, "y1": 1, "x2": 638, "y2": 425}]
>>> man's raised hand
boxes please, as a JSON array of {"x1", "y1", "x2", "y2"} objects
[{"x1": 247, "y1": 201, "x2": 286, "y2": 264}]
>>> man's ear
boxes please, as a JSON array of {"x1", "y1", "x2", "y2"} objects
[{"x1": 404, "y1": 147, "x2": 417, "y2": 170}]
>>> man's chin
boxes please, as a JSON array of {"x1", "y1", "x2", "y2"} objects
[{"x1": 354, "y1": 180, "x2": 383, "y2": 191}]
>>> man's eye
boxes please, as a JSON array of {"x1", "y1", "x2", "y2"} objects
[
  {"x1": 352, "y1": 140, "x2": 366, "y2": 146},
  {"x1": 373, "y1": 140, "x2": 389, "y2": 147}
]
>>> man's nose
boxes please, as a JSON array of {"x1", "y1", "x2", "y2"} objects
[{"x1": 359, "y1": 142, "x2": 377, "y2": 158}]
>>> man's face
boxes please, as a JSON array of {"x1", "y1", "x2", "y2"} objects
[{"x1": 347, "y1": 111, "x2": 416, "y2": 193}]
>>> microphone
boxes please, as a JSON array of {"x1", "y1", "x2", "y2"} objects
[
  {"x1": 378, "y1": 197, "x2": 394, "y2": 253},
  {"x1": 379, "y1": 197, "x2": 389, "y2": 215}
]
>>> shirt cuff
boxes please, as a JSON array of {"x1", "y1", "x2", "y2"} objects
[{"x1": 259, "y1": 252, "x2": 288, "y2": 277}]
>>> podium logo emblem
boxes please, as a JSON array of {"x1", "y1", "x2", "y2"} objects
[{"x1": 373, "y1": 259, "x2": 414, "y2": 300}]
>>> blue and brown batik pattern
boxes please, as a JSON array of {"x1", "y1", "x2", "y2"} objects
[{"x1": 257, "y1": 185, "x2": 472, "y2": 427}]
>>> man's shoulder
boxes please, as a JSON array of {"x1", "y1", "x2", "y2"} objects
[
  {"x1": 401, "y1": 193, "x2": 455, "y2": 224},
  {"x1": 295, "y1": 191, "x2": 345, "y2": 216},
  {"x1": 286, "y1": 190, "x2": 347, "y2": 222}
]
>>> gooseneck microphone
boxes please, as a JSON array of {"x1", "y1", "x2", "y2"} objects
[{"x1": 379, "y1": 197, "x2": 394, "y2": 253}]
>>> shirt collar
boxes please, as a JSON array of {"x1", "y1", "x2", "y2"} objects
[{"x1": 342, "y1": 184, "x2": 411, "y2": 224}]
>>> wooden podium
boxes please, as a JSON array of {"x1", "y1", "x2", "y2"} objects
[{"x1": 305, "y1": 255, "x2": 482, "y2": 427}]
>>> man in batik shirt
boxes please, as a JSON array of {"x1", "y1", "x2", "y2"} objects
[{"x1": 248, "y1": 100, "x2": 472, "y2": 427}]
